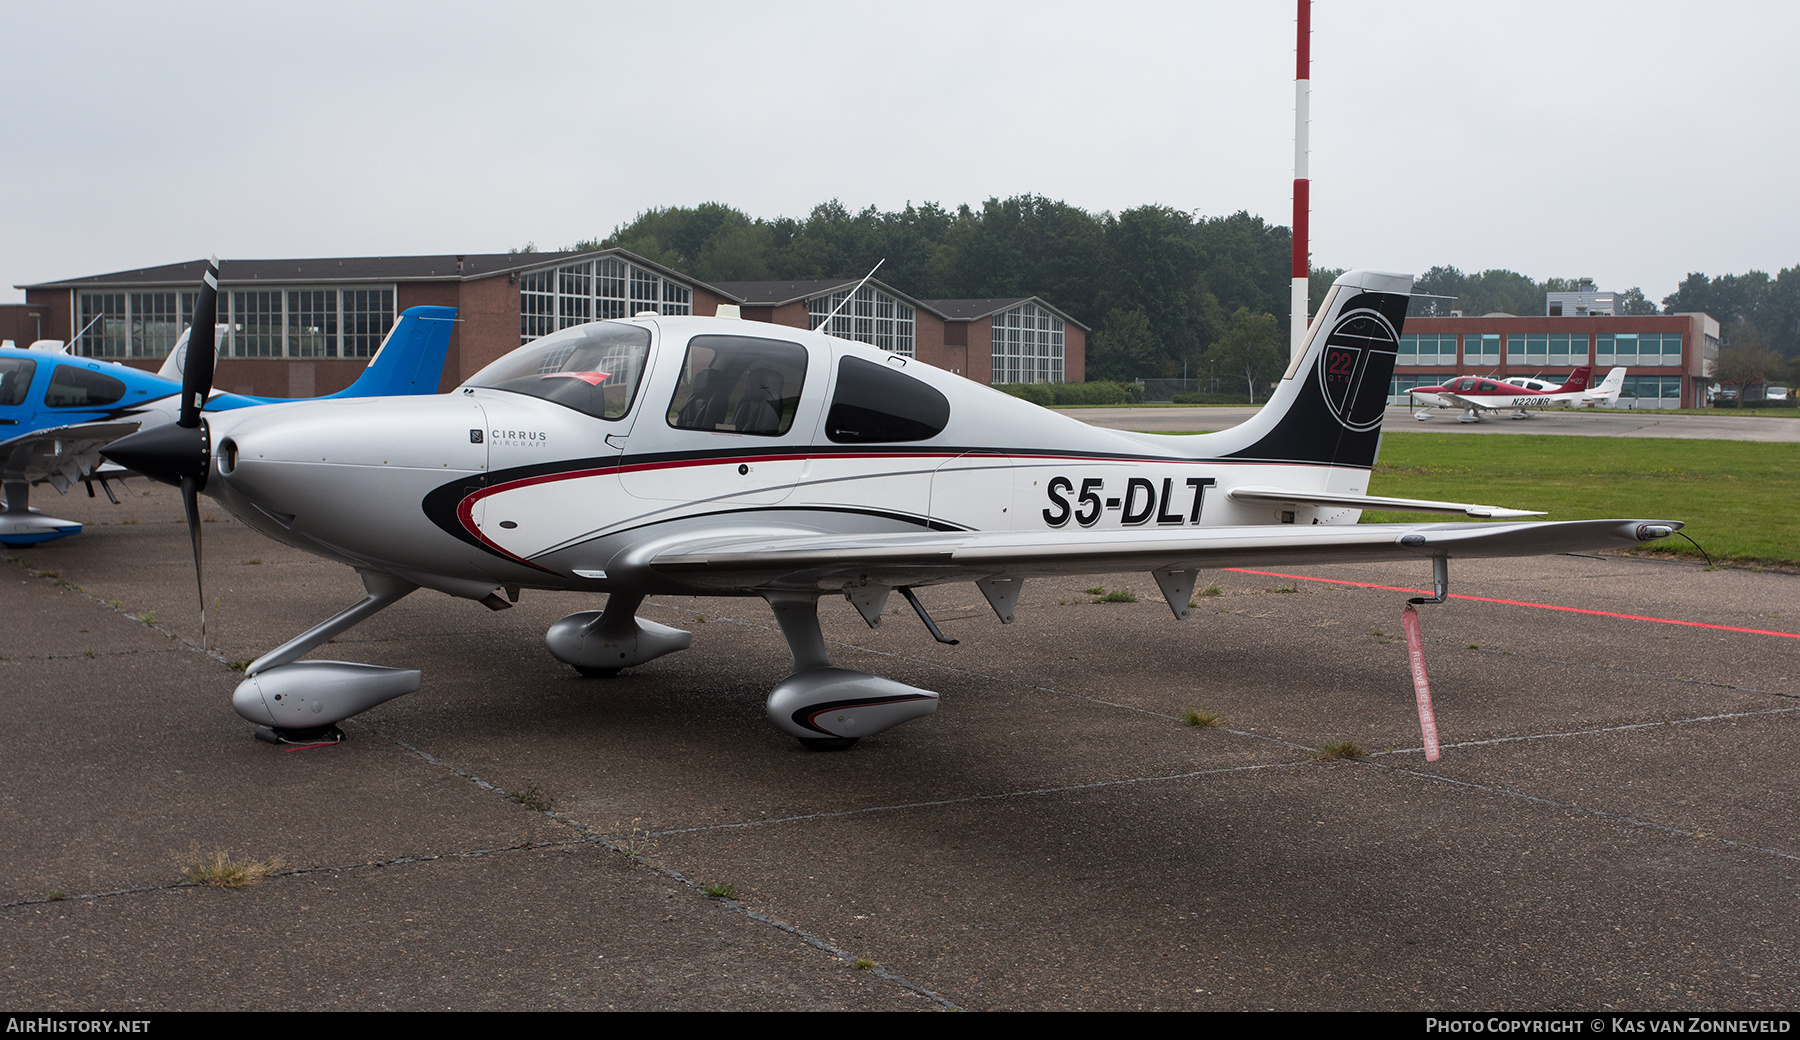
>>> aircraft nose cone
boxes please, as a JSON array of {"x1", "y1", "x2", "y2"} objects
[{"x1": 101, "y1": 421, "x2": 211, "y2": 489}]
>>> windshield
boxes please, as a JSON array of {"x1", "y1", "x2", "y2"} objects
[
  {"x1": 0, "y1": 358, "x2": 37, "y2": 406},
  {"x1": 466, "y1": 322, "x2": 651, "y2": 421}
]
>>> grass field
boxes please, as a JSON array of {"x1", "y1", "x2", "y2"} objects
[{"x1": 1362, "y1": 433, "x2": 1799, "y2": 567}]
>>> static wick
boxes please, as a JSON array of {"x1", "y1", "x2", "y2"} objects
[{"x1": 1401, "y1": 604, "x2": 1440, "y2": 762}]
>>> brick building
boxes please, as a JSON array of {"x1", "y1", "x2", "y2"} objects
[
  {"x1": 1389, "y1": 312, "x2": 1722, "y2": 409},
  {"x1": 15, "y1": 250, "x2": 1086, "y2": 397}
]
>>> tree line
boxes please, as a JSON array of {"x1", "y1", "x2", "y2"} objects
[{"x1": 521, "y1": 198, "x2": 1797, "y2": 391}]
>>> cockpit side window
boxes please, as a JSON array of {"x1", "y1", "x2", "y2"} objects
[
  {"x1": 666, "y1": 335, "x2": 808, "y2": 437},
  {"x1": 45, "y1": 364, "x2": 126, "y2": 409},
  {"x1": 0, "y1": 358, "x2": 37, "y2": 407},
  {"x1": 466, "y1": 322, "x2": 651, "y2": 421},
  {"x1": 825, "y1": 355, "x2": 950, "y2": 443}
]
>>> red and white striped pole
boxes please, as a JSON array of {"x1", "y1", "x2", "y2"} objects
[{"x1": 1290, "y1": 0, "x2": 1311, "y2": 361}]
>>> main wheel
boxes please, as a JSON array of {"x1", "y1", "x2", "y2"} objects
[
  {"x1": 574, "y1": 665, "x2": 621, "y2": 678},
  {"x1": 798, "y1": 736, "x2": 859, "y2": 752}
]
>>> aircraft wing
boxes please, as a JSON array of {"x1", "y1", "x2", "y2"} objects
[
  {"x1": 643, "y1": 518, "x2": 1679, "y2": 592},
  {"x1": 2, "y1": 420, "x2": 142, "y2": 492},
  {"x1": 1434, "y1": 392, "x2": 1491, "y2": 411}
]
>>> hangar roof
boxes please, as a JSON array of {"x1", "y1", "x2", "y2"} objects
[{"x1": 18, "y1": 249, "x2": 699, "y2": 290}]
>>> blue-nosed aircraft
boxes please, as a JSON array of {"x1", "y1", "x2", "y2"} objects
[{"x1": 1, "y1": 287, "x2": 455, "y2": 545}]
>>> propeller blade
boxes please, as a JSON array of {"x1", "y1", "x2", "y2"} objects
[
  {"x1": 181, "y1": 474, "x2": 206, "y2": 648},
  {"x1": 180, "y1": 257, "x2": 220, "y2": 429}
]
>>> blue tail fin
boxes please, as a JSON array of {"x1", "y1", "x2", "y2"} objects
[{"x1": 322, "y1": 306, "x2": 456, "y2": 399}]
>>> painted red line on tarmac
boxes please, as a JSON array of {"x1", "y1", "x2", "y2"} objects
[{"x1": 1225, "y1": 568, "x2": 1800, "y2": 641}]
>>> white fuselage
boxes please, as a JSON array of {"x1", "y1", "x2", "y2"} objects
[{"x1": 202, "y1": 316, "x2": 1377, "y2": 600}]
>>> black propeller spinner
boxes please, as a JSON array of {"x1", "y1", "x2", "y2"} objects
[{"x1": 101, "y1": 256, "x2": 219, "y2": 645}]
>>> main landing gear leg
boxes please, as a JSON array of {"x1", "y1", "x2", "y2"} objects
[
  {"x1": 233, "y1": 570, "x2": 422, "y2": 746},
  {"x1": 545, "y1": 592, "x2": 694, "y2": 677},
  {"x1": 762, "y1": 592, "x2": 939, "y2": 751}
]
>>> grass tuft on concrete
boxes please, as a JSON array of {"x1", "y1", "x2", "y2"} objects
[
  {"x1": 183, "y1": 850, "x2": 284, "y2": 888},
  {"x1": 1315, "y1": 742, "x2": 1365, "y2": 761}
]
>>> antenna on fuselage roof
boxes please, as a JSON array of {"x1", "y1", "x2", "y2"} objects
[{"x1": 812, "y1": 259, "x2": 885, "y2": 335}]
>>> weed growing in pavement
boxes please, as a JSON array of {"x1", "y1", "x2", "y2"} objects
[
  {"x1": 508, "y1": 781, "x2": 554, "y2": 812},
  {"x1": 183, "y1": 850, "x2": 284, "y2": 888}
]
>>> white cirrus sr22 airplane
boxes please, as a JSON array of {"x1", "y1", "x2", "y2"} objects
[{"x1": 105, "y1": 267, "x2": 1681, "y2": 750}]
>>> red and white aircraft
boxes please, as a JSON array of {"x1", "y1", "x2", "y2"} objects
[{"x1": 1411, "y1": 365, "x2": 1626, "y2": 422}]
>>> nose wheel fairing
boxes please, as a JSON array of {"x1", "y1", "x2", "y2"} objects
[{"x1": 229, "y1": 571, "x2": 422, "y2": 742}]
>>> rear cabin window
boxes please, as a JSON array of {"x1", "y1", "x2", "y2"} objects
[
  {"x1": 666, "y1": 335, "x2": 808, "y2": 437},
  {"x1": 45, "y1": 365, "x2": 126, "y2": 409},
  {"x1": 825, "y1": 355, "x2": 950, "y2": 443}
]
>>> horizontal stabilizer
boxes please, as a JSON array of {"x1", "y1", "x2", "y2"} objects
[{"x1": 1225, "y1": 486, "x2": 1545, "y2": 519}]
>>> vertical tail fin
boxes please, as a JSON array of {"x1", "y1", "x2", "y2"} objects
[
  {"x1": 1586, "y1": 367, "x2": 1627, "y2": 401},
  {"x1": 1554, "y1": 365, "x2": 1593, "y2": 393},
  {"x1": 325, "y1": 306, "x2": 457, "y2": 399},
  {"x1": 1215, "y1": 270, "x2": 1412, "y2": 469}
]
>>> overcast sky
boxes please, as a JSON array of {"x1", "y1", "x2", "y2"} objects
[{"x1": 3, "y1": 0, "x2": 1794, "y2": 306}]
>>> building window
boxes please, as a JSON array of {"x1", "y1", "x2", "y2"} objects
[
  {"x1": 1619, "y1": 375, "x2": 1681, "y2": 405},
  {"x1": 992, "y1": 303, "x2": 1063, "y2": 383},
  {"x1": 219, "y1": 286, "x2": 393, "y2": 359},
  {"x1": 598, "y1": 258, "x2": 628, "y2": 319},
  {"x1": 1599, "y1": 332, "x2": 1682, "y2": 368},
  {"x1": 78, "y1": 285, "x2": 393, "y2": 360},
  {"x1": 1549, "y1": 333, "x2": 1589, "y2": 368},
  {"x1": 231, "y1": 291, "x2": 284, "y2": 358},
  {"x1": 808, "y1": 285, "x2": 916, "y2": 358},
  {"x1": 129, "y1": 292, "x2": 186, "y2": 358},
  {"x1": 1398, "y1": 333, "x2": 1457, "y2": 366},
  {"x1": 1507, "y1": 333, "x2": 1551, "y2": 367},
  {"x1": 520, "y1": 269, "x2": 556, "y2": 341},
  {"x1": 519, "y1": 257, "x2": 691, "y2": 344},
  {"x1": 76, "y1": 293, "x2": 129, "y2": 358},
  {"x1": 287, "y1": 291, "x2": 339, "y2": 358},
  {"x1": 341, "y1": 289, "x2": 395, "y2": 358},
  {"x1": 1465, "y1": 334, "x2": 1500, "y2": 365},
  {"x1": 988, "y1": 302, "x2": 1064, "y2": 384}
]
